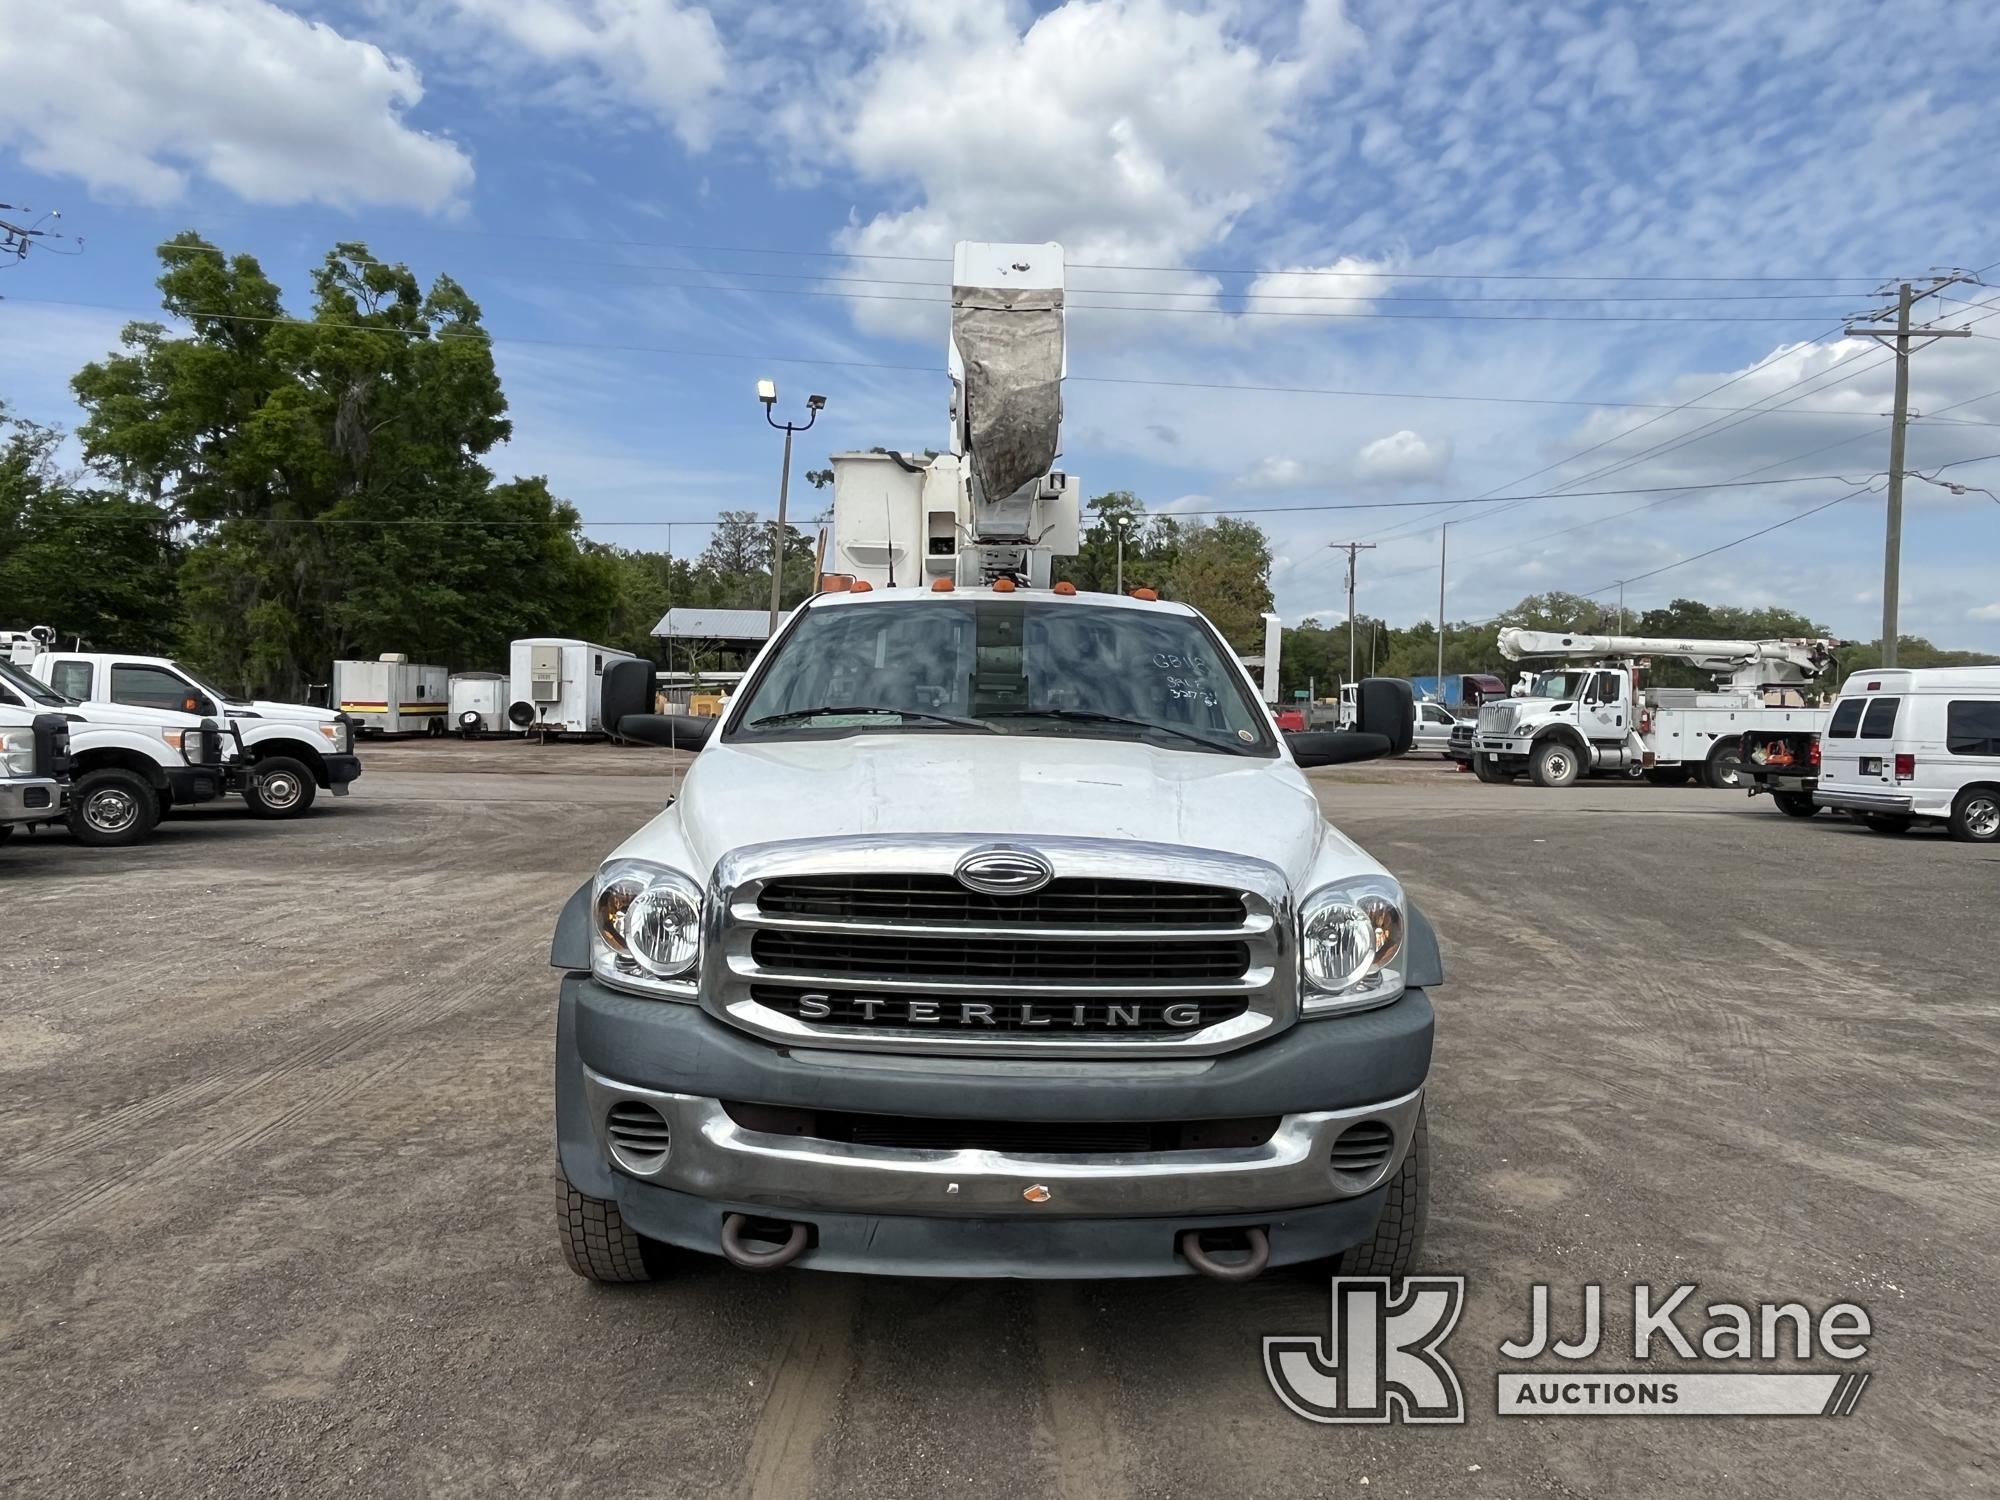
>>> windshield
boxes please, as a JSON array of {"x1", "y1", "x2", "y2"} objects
[
  {"x1": 729, "y1": 598, "x2": 1274, "y2": 755},
  {"x1": 0, "y1": 660, "x2": 74, "y2": 707},
  {"x1": 174, "y1": 662, "x2": 249, "y2": 706},
  {"x1": 1529, "y1": 670, "x2": 1593, "y2": 700}
]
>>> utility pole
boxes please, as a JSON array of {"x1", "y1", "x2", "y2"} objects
[
  {"x1": 1845, "y1": 276, "x2": 1972, "y2": 666},
  {"x1": 1616, "y1": 580, "x2": 1625, "y2": 635},
  {"x1": 1113, "y1": 513, "x2": 1133, "y2": 594},
  {"x1": 1328, "y1": 541, "x2": 1377, "y2": 684},
  {"x1": 1435, "y1": 522, "x2": 1449, "y2": 691}
]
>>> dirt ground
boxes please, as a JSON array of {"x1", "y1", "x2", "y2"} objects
[{"x1": 3, "y1": 739, "x2": 1995, "y2": 1498}]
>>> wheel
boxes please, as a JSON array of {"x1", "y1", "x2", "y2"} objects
[
  {"x1": 1949, "y1": 787, "x2": 2000, "y2": 843},
  {"x1": 559, "y1": 1176, "x2": 658, "y2": 1283},
  {"x1": 1704, "y1": 742, "x2": 1745, "y2": 790},
  {"x1": 1859, "y1": 812, "x2": 1913, "y2": 834},
  {"x1": 243, "y1": 756, "x2": 318, "y2": 819},
  {"x1": 1472, "y1": 753, "x2": 1502, "y2": 783},
  {"x1": 1772, "y1": 791, "x2": 1819, "y2": 818},
  {"x1": 65, "y1": 767, "x2": 161, "y2": 847},
  {"x1": 1645, "y1": 766, "x2": 1693, "y2": 786},
  {"x1": 1529, "y1": 739, "x2": 1581, "y2": 788},
  {"x1": 1341, "y1": 1106, "x2": 1429, "y2": 1280},
  {"x1": 0, "y1": 825, "x2": 13, "y2": 843}
]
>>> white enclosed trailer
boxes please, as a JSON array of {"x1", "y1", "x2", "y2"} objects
[
  {"x1": 334, "y1": 655, "x2": 448, "y2": 736},
  {"x1": 507, "y1": 639, "x2": 636, "y2": 738},
  {"x1": 449, "y1": 671, "x2": 508, "y2": 736}
]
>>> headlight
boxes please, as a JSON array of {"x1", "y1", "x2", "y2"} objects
[
  {"x1": 592, "y1": 859, "x2": 702, "y2": 998},
  {"x1": 1299, "y1": 875, "x2": 1405, "y2": 1015},
  {"x1": 0, "y1": 731, "x2": 31, "y2": 777},
  {"x1": 163, "y1": 730, "x2": 187, "y2": 751}
]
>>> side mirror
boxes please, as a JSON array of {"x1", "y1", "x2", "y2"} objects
[
  {"x1": 616, "y1": 713, "x2": 715, "y2": 751},
  {"x1": 1287, "y1": 731, "x2": 1394, "y2": 768},
  {"x1": 1353, "y1": 676, "x2": 1415, "y2": 755}
]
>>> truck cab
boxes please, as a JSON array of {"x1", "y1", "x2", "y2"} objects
[
  {"x1": 17, "y1": 647, "x2": 359, "y2": 817},
  {"x1": 550, "y1": 586, "x2": 1436, "y2": 1283},
  {"x1": 0, "y1": 659, "x2": 228, "y2": 845}
]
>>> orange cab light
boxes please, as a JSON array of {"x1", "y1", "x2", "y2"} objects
[
  {"x1": 1130, "y1": 587, "x2": 1159, "y2": 601},
  {"x1": 1052, "y1": 581, "x2": 1077, "y2": 596},
  {"x1": 851, "y1": 579, "x2": 874, "y2": 593},
  {"x1": 818, "y1": 573, "x2": 853, "y2": 593},
  {"x1": 931, "y1": 576, "x2": 954, "y2": 592},
  {"x1": 993, "y1": 577, "x2": 1017, "y2": 592}
]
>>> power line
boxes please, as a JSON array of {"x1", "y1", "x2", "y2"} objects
[{"x1": 2, "y1": 294, "x2": 1927, "y2": 418}]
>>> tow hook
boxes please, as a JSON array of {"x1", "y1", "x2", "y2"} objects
[
  {"x1": 1177, "y1": 1226, "x2": 1271, "y2": 1282},
  {"x1": 719, "y1": 1212, "x2": 810, "y2": 1270}
]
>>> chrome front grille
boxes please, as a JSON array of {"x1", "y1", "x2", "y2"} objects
[
  {"x1": 749, "y1": 930, "x2": 1251, "y2": 983},
  {"x1": 703, "y1": 835, "x2": 1297, "y2": 1058},
  {"x1": 757, "y1": 874, "x2": 1246, "y2": 928}
]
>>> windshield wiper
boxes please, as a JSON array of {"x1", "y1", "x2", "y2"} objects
[
  {"x1": 749, "y1": 704, "x2": 997, "y2": 731},
  {"x1": 990, "y1": 707, "x2": 1245, "y2": 753}
]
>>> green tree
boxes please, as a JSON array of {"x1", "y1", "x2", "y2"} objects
[
  {"x1": 1166, "y1": 517, "x2": 1273, "y2": 651},
  {"x1": 0, "y1": 407, "x2": 182, "y2": 650},
  {"x1": 69, "y1": 234, "x2": 611, "y2": 693}
]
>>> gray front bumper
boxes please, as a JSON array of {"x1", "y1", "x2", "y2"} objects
[
  {"x1": 556, "y1": 974, "x2": 1433, "y2": 1276},
  {"x1": 0, "y1": 776, "x2": 59, "y2": 822}
]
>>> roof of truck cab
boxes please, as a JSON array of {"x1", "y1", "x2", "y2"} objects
[{"x1": 804, "y1": 586, "x2": 1197, "y2": 616}]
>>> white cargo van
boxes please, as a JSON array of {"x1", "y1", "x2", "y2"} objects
[{"x1": 1814, "y1": 666, "x2": 2000, "y2": 842}]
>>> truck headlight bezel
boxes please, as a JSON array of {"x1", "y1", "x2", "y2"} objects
[
  {"x1": 592, "y1": 859, "x2": 702, "y2": 1000},
  {"x1": 1298, "y1": 875, "x2": 1406, "y2": 1016}
]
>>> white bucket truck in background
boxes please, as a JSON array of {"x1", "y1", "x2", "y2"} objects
[
  {"x1": 1472, "y1": 628, "x2": 1843, "y2": 789},
  {"x1": 6, "y1": 630, "x2": 361, "y2": 818}
]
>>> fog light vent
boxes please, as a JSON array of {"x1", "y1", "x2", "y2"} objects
[
  {"x1": 1329, "y1": 1119, "x2": 1395, "y2": 1177},
  {"x1": 606, "y1": 1100, "x2": 670, "y2": 1172}
]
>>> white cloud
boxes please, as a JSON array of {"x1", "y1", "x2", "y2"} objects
[
  {"x1": 0, "y1": 0, "x2": 471, "y2": 210},
  {"x1": 805, "y1": 0, "x2": 1363, "y2": 340},
  {"x1": 446, "y1": 0, "x2": 727, "y2": 147},
  {"x1": 1243, "y1": 256, "x2": 1393, "y2": 312},
  {"x1": 1971, "y1": 603, "x2": 2000, "y2": 621},
  {"x1": 1356, "y1": 428, "x2": 1452, "y2": 483}
]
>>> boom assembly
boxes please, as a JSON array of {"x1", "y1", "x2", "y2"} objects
[
  {"x1": 1472, "y1": 628, "x2": 1844, "y2": 789},
  {"x1": 825, "y1": 242, "x2": 1081, "y2": 591}
]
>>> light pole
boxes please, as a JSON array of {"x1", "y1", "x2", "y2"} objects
[
  {"x1": 1112, "y1": 513, "x2": 1134, "y2": 593},
  {"x1": 758, "y1": 380, "x2": 825, "y2": 634}
]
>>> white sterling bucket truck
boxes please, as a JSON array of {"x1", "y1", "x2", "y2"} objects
[
  {"x1": 1472, "y1": 628, "x2": 1842, "y2": 788},
  {"x1": 546, "y1": 243, "x2": 1441, "y2": 1287}
]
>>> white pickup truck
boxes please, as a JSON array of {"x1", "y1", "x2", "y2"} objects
[
  {"x1": 0, "y1": 705, "x2": 68, "y2": 841},
  {"x1": 0, "y1": 659, "x2": 229, "y2": 845},
  {"x1": 549, "y1": 587, "x2": 1440, "y2": 1284},
  {"x1": 9, "y1": 643, "x2": 360, "y2": 817}
]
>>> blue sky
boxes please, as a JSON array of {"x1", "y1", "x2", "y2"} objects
[{"x1": 4, "y1": 0, "x2": 2000, "y2": 648}]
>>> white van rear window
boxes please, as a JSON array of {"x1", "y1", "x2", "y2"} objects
[
  {"x1": 1827, "y1": 699, "x2": 1864, "y2": 738},
  {"x1": 1947, "y1": 701, "x2": 2000, "y2": 757},
  {"x1": 1858, "y1": 697, "x2": 1901, "y2": 738}
]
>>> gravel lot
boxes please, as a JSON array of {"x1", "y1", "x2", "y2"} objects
[{"x1": 3, "y1": 741, "x2": 1995, "y2": 1498}]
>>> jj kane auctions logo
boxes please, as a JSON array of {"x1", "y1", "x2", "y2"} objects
[{"x1": 1266, "y1": 1280, "x2": 1873, "y2": 1423}]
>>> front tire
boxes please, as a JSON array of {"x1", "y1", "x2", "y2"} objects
[
  {"x1": 1342, "y1": 1106, "x2": 1429, "y2": 1280},
  {"x1": 1949, "y1": 788, "x2": 2000, "y2": 843},
  {"x1": 1772, "y1": 791, "x2": 1819, "y2": 818},
  {"x1": 559, "y1": 1176, "x2": 658, "y2": 1283},
  {"x1": 244, "y1": 756, "x2": 318, "y2": 819},
  {"x1": 66, "y1": 768, "x2": 161, "y2": 847},
  {"x1": 1529, "y1": 739, "x2": 1581, "y2": 788},
  {"x1": 1472, "y1": 753, "x2": 1504, "y2": 783}
]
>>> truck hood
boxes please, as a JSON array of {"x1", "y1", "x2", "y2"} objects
[
  {"x1": 62, "y1": 701, "x2": 204, "y2": 730},
  {"x1": 228, "y1": 700, "x2": 338, "y2": 725},
  {"x1": 631, "y1": 733, "x2": 1378, "y2": 889}
]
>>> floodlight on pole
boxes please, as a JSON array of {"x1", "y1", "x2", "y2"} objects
[{"x1": 759, "y1": 384, "x2": 823, "y2": 632}]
